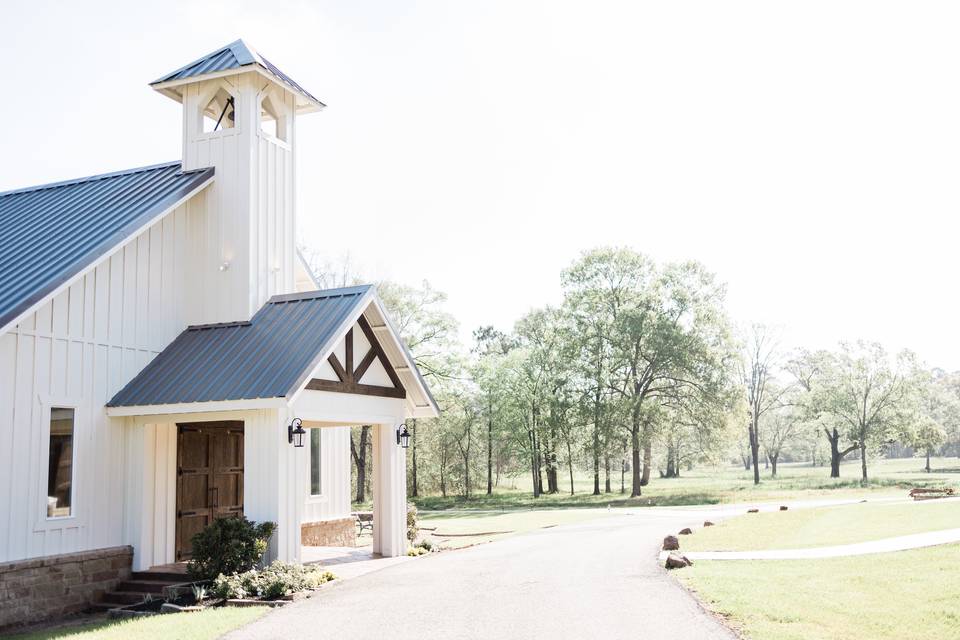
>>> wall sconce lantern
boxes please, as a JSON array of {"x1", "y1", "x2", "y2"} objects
[
  {"x1": 396, "y1": 423, "x2": 411, "y2": 449},
  {"x1": 288, "y1": 417, "x2": 306, "y2": 448}
]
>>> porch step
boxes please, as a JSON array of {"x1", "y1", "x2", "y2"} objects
[
  {"x1": 116, "y1": 579, "x2": 174, "y2": 594},
  {"x1": 101, "y1": 591, "x2": 152, "y2": 605},
  {"x1": 90, "y1": 570, "x2": 192, "y2": 612},
  {"x1": 130, "y1": 570, "x2": 189, "y2": 583}
]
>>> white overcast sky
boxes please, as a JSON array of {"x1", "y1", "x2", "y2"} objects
[{"x1": 2, "y1": 1, "x2": 958, "y2": 367}]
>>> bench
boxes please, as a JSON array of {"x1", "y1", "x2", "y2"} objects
[{"x1": 353, "y1": 511, "x2": 373, "y2": 534}]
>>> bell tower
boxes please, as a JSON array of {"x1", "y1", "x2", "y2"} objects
[{"x1": 150, "y1": 40, "x2": 324, "y2": 323}]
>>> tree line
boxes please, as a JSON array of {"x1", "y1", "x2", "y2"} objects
[{"x1": 303, "y1": 247, "x2": 960, "y2": 502}]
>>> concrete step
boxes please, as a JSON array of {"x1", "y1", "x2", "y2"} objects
[
  {"x1": 89, "y1": 601, "x2": 134, "y2": 612},
  {"x1": 130, "y1": 570, "x2": 189, "y2": 583},
  {"x1": 101, "y1": 591, "x2": 152, "y2": 605},
  {"x1": 116, "y1": 579, "x2": 173, "y2": 594}
]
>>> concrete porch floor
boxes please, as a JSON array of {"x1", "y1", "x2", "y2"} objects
[{"x1": 302, "y1": 545, "x2": 412, "y2": 580}]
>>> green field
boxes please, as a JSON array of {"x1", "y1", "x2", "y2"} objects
[
  {"x1": 683, "y1": 498, "x2": 960, "y2": 551},
  {"x1": 7, "y1": 606, "x2": 268, "y2": 640},
  {"x1": 676, "y1": 497, "x2": 960, "y2": 640},
  {"x1": 679, "y1": 544, "x2": 960, "y2": 640},
  {"x1": 410, "y1": 457, "x2": 960, "y2": 511}
]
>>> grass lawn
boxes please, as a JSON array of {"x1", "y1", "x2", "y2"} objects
[
  {"x1": 683, "y1": 499, "x2": 960, "y2": 551},
  {"x1": 419, "y1": 508, "x2": 613, "y2": 548},
  {"x1": 7, "y1": 607, "x2": 268, "y2": 640},
  {"x1": 678, "y1": 544, "x2": 960, "y2": 640},
  {"x1": 408, "y1": 457, "x2": 960, "y2": 512}
]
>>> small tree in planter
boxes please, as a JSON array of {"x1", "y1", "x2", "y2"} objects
[{"x1": 188, "y1": 517, "x2": 277, "y2": 580}]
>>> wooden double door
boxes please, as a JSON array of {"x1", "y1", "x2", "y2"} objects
[{"x1": 176, "y1": 421, "x2": 244, "y2": 560}]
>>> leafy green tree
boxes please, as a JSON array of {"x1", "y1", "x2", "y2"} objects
[{"x1": 806, "y1": 341, "x2": 920, "y2": 482}]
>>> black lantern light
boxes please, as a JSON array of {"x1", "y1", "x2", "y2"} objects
[
  {"x1": 396, "y1": 423, "x2": 411, "y2": 449},
  {"x1": 288, "y1": 417, "x2": 306, "y2": 448}
]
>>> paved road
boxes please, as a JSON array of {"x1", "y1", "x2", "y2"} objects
[{"x1": 225, "y1": 508, "x2": 735, "y2": 640}]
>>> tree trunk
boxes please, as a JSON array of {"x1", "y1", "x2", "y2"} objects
[
  {"x1": 592, "y1": 423, "x2": 601, "y2": 496},
  {"x1": 630, "y1": 427, "x2": 642, "y2": 497},
  {"x1": 926, "y1": 448, "x2": 932, "y2": 473},
  {"x1": 664, "y1": 448, "x2": 676, "y2": 478},
  {"x1": 411, "y1": 420, "x2": 419, "y2": 498},
  {"x1": 350, "y1": 426, "x2": 370, "y2": 503},
  {"x1": 770, "y1": 453, "x2": 778, "y2": 477},
  {"x1": 566, "y1": 439, "x2": 575, "y2": 496},
  {"x1": 860, "y1": 441, "x2": 868, "y2": 482},
  {"x1": 620, "y1": 459, "x2": 626, "y2": 493},
  {"x1": 748, "y1": 423, "x2": 760, "y2": 485},
  {"x1": 486, "y1": 408, "x2": 493, "y2": 495},
  {"x1": 604, "y1": 454, "x2": 612, "y2": 493},
  {"x1": 640, "y1": 440, "x2": 652, "y2": 486}
]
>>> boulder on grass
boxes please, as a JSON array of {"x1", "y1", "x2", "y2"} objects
[
  {"x1": 703, "y1": 521, "x2": 715, "y2": 527},
  {"x1": 779, "y1": 505, "x2": 788, "y2": 511},
  {"x1": 747, "y1": 508, "x2": 759, "y2": 513},
  {"x1": 665, "y1": 553, "x2": 693, "y2": 569},
  {"x1": 678, "y1": 528, "x2": 693, "y2": 535},
  {"x1": 663, "y1": 535, "x2": 680, "y2": 551}
]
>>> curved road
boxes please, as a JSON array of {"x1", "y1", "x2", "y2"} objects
[{"x1": 225, "y1": 509, "x2": 734, "y2": 640}]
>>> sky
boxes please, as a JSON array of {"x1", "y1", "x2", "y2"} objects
[{"x1": 2, "y1": 1, "x2": 959, "y2": 367}]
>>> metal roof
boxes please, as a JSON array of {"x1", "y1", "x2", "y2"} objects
[
  {"x1": 0, "y1": 162, "x2": 215, "y2": 333},
  {"x1": 151, "y1": 39, "x2": 325, "y2": 109},
  {"x1": 108, "y1": 286, "x2": 374, "y2": 407}
]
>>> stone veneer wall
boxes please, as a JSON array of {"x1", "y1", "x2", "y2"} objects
[
  {"x1": 0, "y1": 546, "x2": 133, "y2": 630},
  {"x1": 301, "y1": 517, "x2": 356, "y2": 547}
]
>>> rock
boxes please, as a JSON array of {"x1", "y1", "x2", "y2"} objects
[
  {"x1": 779, "y1": 505, "x2": 788, "y2": 511},
  {"x1": 665, "y1": 553, "x2": 693, "y2": 569},
  {"x1": 678, "y1": 528, "x2": 693, "y2": 535},
  {"x1": 663, "y1": 535, "x2": 680, "y2": 551},
  {"x1": 703, "y1": 521, "x2": 715, "y2": 527},
  {"x1": 747, "y1": 508, "x2": 759, "y2": 513}
]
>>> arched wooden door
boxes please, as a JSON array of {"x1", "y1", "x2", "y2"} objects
[{"x1": 175, "y1": 421, "x2": 244, "y2": 560}]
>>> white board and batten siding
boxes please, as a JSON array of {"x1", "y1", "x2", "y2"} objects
[
  {"x1": 180, "y1": 74, "x2": 297, "y2": 324},
  {"x1": 0, "y1": 204, "x2": 195, "y2": 564}
]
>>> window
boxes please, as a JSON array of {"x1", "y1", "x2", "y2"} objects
[
  {"x1": 309, "y1": 428, "x2": 322, "y2": 496},
  {"x1": 202, "y1": 87, "x2": 236, "y2": 133},
  {"x1": 47, "y1": 408, "x2": 75, "y2": 518}
]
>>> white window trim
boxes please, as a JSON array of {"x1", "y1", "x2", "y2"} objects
[{"x1": 34, "y1": 396, "x2": 86, "y2": 532}]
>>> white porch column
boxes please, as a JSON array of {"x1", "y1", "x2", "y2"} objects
[
  {"x1": 244, "y1": 409, "x2": 304, "y2": 564},
  {"x1": 372, "y1": 422, "x2": 407, "y2": 557}
]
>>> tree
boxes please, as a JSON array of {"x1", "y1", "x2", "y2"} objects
[
  {"x1": 807, "y1": 341, "x2": 919, "y2": 482},
  {"x1": 759, "y1": 397, "x2": 804, "y2": 477},
  {"x1": 473, "y1": 326, "x2": 516, "y2": 495},
  {"x1": 913, "y1": 415, "x2": 946, "y2": 473},
  {"x1": 740, "y1": 325, "x2": 790, "y2": 484},
  {"x1": 564, "y1": 248, "x2": 735, "y2": 497}
]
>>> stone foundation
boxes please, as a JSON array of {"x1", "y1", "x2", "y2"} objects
[
  {"x1": 301, "y1": 517, "x2": 356, "y2": 547},
  {"x1": 0, "y1": 545, "x2": 132, "y2": 630}
]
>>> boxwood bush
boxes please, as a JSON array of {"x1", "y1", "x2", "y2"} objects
[{"x1": 187, "y1": 517, "x2": 277, "y2": 580}]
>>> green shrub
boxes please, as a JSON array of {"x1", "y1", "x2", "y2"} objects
[
  {"x1": 187, "y1": 517, "x2": 277, "y2": 580},
  {"x1": 211, "y1": 561, "x2": 336, "y2": 600},
  {"x1": 407, "y1": 546, "x2": 428, "y2": 557},
  {"x1": 407, "y1": 503, "x2": 419, "y2": 542},
  {"x1": 418, "y1": 538, "x2": 433, "y2": 552}
]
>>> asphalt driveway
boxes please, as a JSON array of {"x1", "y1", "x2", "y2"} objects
[{"x1": 224, "y1": 508, "x2": 735, "y2": 640}]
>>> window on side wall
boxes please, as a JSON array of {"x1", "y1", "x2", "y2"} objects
[
  {"x1": 309, "y1": 428, "x2": 322, "y2": 496},
  {"x1": 47, "y1": 408, "x2": 75, "y2": 518}
]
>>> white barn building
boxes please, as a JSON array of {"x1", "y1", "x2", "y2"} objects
[{"x1": 0, "y1": 40, "x2": 437, "y2": 625}]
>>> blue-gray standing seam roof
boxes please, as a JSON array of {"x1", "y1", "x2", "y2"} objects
[
  {"x1": 107, "y1": 286, "x2": 373, "y2": 407},
  {"x1": 151, "y1": 39, "x2": 324, "y2": 108},
  {"x1": 0, "y1": 162, "x2": 215, "y2": 331}
]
